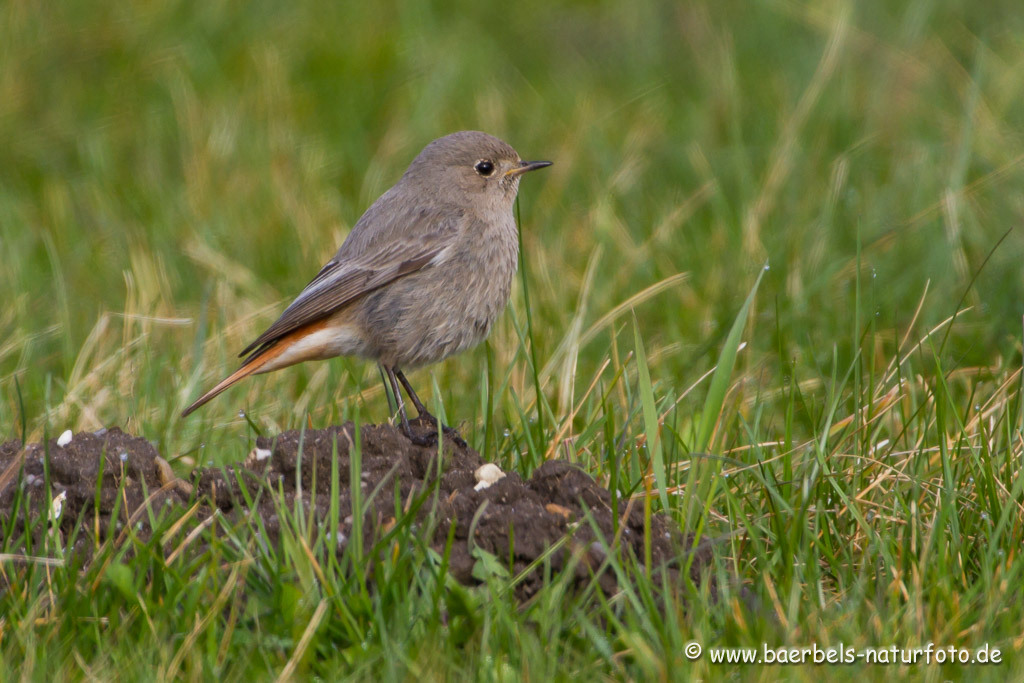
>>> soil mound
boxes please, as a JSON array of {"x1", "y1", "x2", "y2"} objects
[{"x1": 1, "y1": 420, "x2": 710, "y2": 600}]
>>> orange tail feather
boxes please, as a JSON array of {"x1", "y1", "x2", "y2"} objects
[
  {"x1": 180, "y1": 356, "x2": 267, "y2": 418},
  {"x1": 180, "y1": 318, "x2": 334, "y2": 418}
]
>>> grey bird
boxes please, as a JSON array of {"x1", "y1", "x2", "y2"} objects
[{"x1": 181, "y1": 131, "x2": 551, "y2": 444}]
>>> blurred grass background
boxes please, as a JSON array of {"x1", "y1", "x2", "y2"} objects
[
  {"x1": 3, "y1": 0, "x2": 1024, "y2": 678},
  {"x1": 4, "y1": 0, "x2": 1023, "y2": 451}
]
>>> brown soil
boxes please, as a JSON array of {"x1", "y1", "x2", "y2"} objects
[{"x1": 0, "y1": 419, "x2": 711, "y2": 601}]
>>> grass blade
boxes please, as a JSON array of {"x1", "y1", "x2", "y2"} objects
[
  {"x1": 695, "y1": 267, "x2": 765, "y2": 452},
  {"x1": 632, "y1": 317, "x2": 668, "y2": 513}
]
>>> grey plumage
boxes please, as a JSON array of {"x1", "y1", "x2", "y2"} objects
[{"x1": 182, "y1": 131, "x2": 551, "y2": 442}]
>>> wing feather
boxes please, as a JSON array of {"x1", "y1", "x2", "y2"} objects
[
  {"x1": 238, "y1": 245, "x2": 442, "y2": 358},
  {"x1": 237, "y1": 196, "x2": 461, "y2": 360}
]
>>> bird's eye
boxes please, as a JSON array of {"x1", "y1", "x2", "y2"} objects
[{"x1": 474, "y1": 160, "x2": 495, "y2": 176}]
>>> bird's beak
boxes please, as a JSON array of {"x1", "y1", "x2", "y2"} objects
[{"x1": 505, "y1": 160, "x2": 553, "y2": 177}]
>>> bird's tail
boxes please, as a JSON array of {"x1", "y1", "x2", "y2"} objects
[
  {"x1": 180, "y1": 354, "x2": 268, "y2": 418},
  {"x1": 180, "y1": 315, "x2": 347, "y2": 418}
]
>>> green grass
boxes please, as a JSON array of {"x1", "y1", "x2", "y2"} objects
[{"x1": 3, "y1": 0, "x2": 1024, "y2": 678}]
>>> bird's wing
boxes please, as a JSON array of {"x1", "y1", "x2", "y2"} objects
[
  {"x1": 238, "y1": 200, "x2": 461, "y2": 360},
  {"x1": 237, "y1": 246, "x2": 448, "y2": 359}
]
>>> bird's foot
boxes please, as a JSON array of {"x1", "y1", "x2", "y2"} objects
[
  {"x1": 405, "y1": 413, "x2": 467, "y2": 449},
  {"x1": 405, "y1": 428, "x2": 439, "y2": 448}
]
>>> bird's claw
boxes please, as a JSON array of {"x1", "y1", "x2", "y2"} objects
[{"x1": 404, "y1": 415, "x2": 467, "y2": 449}]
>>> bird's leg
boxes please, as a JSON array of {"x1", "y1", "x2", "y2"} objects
[
  {"x1": 385, "y1": 365, "x2": 445, "y2": 447},
  {"x1": 394, "y1": 369, "x2": 430, "y2": 418},
  {"x1": 395, "y1": 369, "x2": 466, "y2": 448}
]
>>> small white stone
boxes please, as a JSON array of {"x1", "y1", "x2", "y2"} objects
[
  {"x1": 474, "y1": 463, "x2": 506, "y2": 491},
  {"x1": 253, "y1": 447, "x2": 272, "y2": 461},
  {"x1": 50, "y1": 490, "x2": 67, "y2": 521},
  {"x1": 57, "y1": 430, "x2": 73, "y2": 447}
]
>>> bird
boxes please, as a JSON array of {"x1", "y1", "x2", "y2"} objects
[{"x1": 181, "y1": 131, "x2": 551, "y2": 445}]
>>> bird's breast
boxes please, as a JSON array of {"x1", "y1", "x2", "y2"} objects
[{"x1": 355, "y1": 219, "x2": 519, "y2": 368}]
